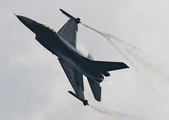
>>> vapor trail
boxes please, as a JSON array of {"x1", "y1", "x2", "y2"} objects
[
  {"x1": 82, "y1": 23, "x2": 169, "y2": 100},
  {"x1": 89, "y1": 105, "x2": 145, "y2": 120},
  {"x1": 82, "y1": 23, "x2": 134, "y2": 66},
  {"x1": 82, "y1": 23, "x2": 107, "y2": 38}
]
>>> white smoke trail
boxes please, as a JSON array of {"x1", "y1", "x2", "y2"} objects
[
  {"x1": 89, "y1": 105, "x2": 145, "y2": 120},
  {"x1": 82, "y1": 23, "x2": 169, "y2": 100},
  {"x1": 106, "y1": 34, "x2": 169, "y2": 96},
  {"x1": 82, "y1": 23, "x2": 134, "y2": 66}
]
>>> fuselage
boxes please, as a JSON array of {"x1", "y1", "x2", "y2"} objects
[{"x1": 32, "y1": 21, "x2": 104, "y2": 81}]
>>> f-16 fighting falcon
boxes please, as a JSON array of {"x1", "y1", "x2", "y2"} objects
[{"x1": 16, "y1": 9, "x2": 129, "y2": 106}]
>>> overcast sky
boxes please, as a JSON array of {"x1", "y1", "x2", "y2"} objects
[{"x1": 1, "y1": 0, "x2": 169, "y2": 120}]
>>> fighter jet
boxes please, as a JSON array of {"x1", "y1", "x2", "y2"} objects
[{"x1": 16, "y1": 9, "x2": 129, "y2": 106}]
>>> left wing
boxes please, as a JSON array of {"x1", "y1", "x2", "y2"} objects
[
  {"x1": 58, "y1": 58, "x2": 84, "y2": 99},
  {"x1": 57, "y1": 19, "x2": 78, "y2": 48}
]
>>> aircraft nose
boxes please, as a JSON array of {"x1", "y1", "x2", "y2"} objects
[{"x1": 15, "y1": 15, "x2": 34, "y2": 29}]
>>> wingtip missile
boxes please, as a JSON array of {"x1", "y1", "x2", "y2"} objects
[
  {"x1": 60, "y1": 9, "x2": 81, "y2": 24},
  {"x1": 68, "y1": 91, "x2": 89, "y2": 106}
]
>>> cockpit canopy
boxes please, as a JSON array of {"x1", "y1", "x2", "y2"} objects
[{"x1": 38, "y1": 22, "x2": 56, "y2": 32}]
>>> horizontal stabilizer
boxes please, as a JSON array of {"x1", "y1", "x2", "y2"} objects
[
  {"x1": 82, "y1": 56, "x2": 129, "y2": 74},
  {"x1": 87, "y1": 77, "x2": 101, "y2": 101},
  {"x1": 95, "y1": 61, "x2": 129, "y2": 71}
]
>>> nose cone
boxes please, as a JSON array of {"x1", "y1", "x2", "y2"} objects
[{"x1": 15, "y1": 14, "x2": 34, "y2": 30}]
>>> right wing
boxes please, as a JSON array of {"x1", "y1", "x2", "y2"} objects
[{"x1": 58, "y1": 58, "x2": 84, "y2": 99}]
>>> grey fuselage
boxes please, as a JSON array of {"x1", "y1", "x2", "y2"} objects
[{"x1": 30, "y1": 20, "x2": 104, "y2": 81}]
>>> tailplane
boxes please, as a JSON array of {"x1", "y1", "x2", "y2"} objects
[
  {"x1": 83, "y1": 56, "x2": 129, "y2": 76},
  {"x1": 87, "y1": 77, "x2": 101, "y2": 101}
]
